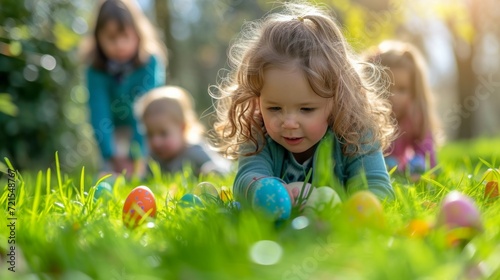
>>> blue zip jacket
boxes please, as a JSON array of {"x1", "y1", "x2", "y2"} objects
[{"x1": 86, "y1": 55, "x2": 165, "y2": 159}]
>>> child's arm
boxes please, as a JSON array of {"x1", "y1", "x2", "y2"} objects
[
  {"x1": 86, "y1": 68, "x2": 115, "y2": 160},
  {"x1": 181, "y1": 144, "x2": 229, "y2": 176},
  {"x1": 137, "y1": 55, "x2": 166, "y2": 93},
  {"x1": 344, "y1": 147, "x2": 395, "y2": 201},
  {"x1": 233, "y1": 143, "x2": 276, "y2": 202},
  {"x1": 234, "y1": 143, "x2": 292, "y2": 220}
]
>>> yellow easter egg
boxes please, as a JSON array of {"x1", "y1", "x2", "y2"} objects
[
  {"x1": 220, "y1": 186, "x2": 233, "y2": 202},
  {"x1": 343, "y1": 191, "x2": 385, "y2": 230}
]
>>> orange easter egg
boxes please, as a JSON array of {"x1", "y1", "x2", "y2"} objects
[
  {"x1": 485, "y1": 181, "x2": 499, "y2": 200},
  {"x1": 122, "y1": 186, "x2": 157, "y2": 228},
  {"x1": 404, "y1": 219, "x2": 432, "y2": 238}
]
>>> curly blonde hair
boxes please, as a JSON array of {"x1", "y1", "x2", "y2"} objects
[{"x1": 210, "y1": 1, "x2": 396, "y2": 159}]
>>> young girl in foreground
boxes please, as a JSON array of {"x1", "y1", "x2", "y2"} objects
[
  {"x1": 136, "y1": 86, "x2": 230, "y2": 177},
  {"x1": 81, "y1": 0, "x2": 166, "y2": 177},
  {"x1": 365, "y1": 41, "x2": 439, "y2": 176},
  {"x1": 211, "y1": 2, "x2": 396, "y2": 220}
]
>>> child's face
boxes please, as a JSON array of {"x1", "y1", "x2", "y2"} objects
[
  {"x1": 144, "y1": 113, "x2": 185, "y2": 161},
  {"x1": 389, "y1": 67, "x2": 413, "y2": 119},
  {"x1": 98, "y1": 20, "x2": 139, "y2": 62},
  {"x1": 259, "y1": 68, "x2": 331, "y2": 163}
]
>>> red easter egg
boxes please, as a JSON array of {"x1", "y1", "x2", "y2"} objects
[
  {"x1": 122, "y1": 186, "x2": 157, "y2": 228},
  {"x1": 484, "y1": 181, "x2": 499, "y2": 200}
]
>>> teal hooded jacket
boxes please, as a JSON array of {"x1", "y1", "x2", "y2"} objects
[
  {"x1": 234, "y1": 130, "x2": 395, "y2": 202},
  {"x1": 86, "y1": 55, "x2": 165, "y2": 159}
]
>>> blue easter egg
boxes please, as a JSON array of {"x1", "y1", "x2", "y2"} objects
[
  {"x1": 231, "y1": 201, "x2": 241, "y2": 211},
  {"x1": 251, "y1": 177, "x2": 292, "y2": 221},
  {"x1": 179, "y1": 194, "x2": 204, "y2": 208},
  {"x1": 94, "y1": 182, "x2": 113, "y2": 201}
]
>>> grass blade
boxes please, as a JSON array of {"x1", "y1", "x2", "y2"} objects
[
  {"x1": 80, "y1": 166, "x2": 85, "y2": 203},
  {"x1": 30, "y1": 171, "x2": 43, "y2": 233},
  {"x1": 55, "y1": 151, "x2": 66, "y2": 206}
]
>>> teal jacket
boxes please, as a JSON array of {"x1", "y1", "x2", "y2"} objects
[
  {"x1": 234, "y1": 131, "x2": 395, "y2": 202},
  {"x1": 86, "y1": 55, "x2": 165, "y2": 159}
]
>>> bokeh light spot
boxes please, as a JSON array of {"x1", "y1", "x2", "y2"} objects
[
  {"x1": 249, "y1": 240, "x2": 283, "y2": 266},
  {"x1": 291, "y1": 216, "x2": 310, "y2": 230},
  {"x1": 72, "y1": 17, "x2": 88, "y2": 35},
  {"x1": 23, "y1": 64, "x2": 39, "y2": 82},
  {"x1": 40, "y1": 54, "x2": 56, "y2": 70}
]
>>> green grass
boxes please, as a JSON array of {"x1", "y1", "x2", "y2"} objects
[{"x1": 1, "y1": 138, "x2": 500, "y2": 280}]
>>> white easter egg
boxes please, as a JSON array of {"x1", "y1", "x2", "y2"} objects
[{"x1": 303, "y1": 186, "x2": 341, "y2": 215}]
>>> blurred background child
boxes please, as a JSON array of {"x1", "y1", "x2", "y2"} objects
[
  {"x1": 365, "y1": 40, "x2": 440, "y2": 176},
  {"x1": 80, "y1": 0, "x2": 167, "y2": 178},
  {"x1": 135, "y1": 86, "x2": 230, "y2": 177}
]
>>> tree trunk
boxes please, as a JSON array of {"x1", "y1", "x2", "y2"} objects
[
  {"x1": 450, "y1": 1, "x2": 480, "y2": 140},
  {"x1": 154, "y1": 0, "x2": 176, "y2": 81},
  {"x1": 454, "y1": 44, "x2": 477, "y2": 139}
]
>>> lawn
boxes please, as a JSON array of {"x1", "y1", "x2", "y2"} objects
[{"x1": 1, "y1": 137, "x2": 500, "y2": 280}]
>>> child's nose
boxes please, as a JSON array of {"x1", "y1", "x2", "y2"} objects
[
  {"x1": 282, "y1": 115, "x2": 299, "y2": 129},
  {"x1": 151, "y1": 136, "x2": 163, "y2": 148}
]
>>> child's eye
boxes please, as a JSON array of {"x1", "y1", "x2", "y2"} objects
[
  {"x1": 267, "y1": 107, "x2": 281, "y2": 112},
  {"x1": 301, "y1": 108, "x2": 315, "y2": 112}
]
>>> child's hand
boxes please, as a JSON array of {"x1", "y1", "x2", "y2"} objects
[
  {"x1": 285, "y1": 182, "x2": 312, "y2": 211},
  {"x1": 286, "y1": 186, "x2": 300, "y2": 204}
]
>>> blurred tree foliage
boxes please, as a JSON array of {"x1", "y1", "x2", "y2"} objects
[
  {"x1": 0, "y1": 0, "x2": 94, "y2": 171},
  {"x1": 156, "y1": 0, "x2": 402, "y2": 127},
  {"x1": 155, "y1": 0, "x2": 268, "y2": 126},
  {"x1": 1, "y1": 0, "x2": 496, "y2": 172}
]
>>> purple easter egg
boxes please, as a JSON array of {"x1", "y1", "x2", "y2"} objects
[{"x1": 436, "y1": 191, "x2": 482, "y2": 231}]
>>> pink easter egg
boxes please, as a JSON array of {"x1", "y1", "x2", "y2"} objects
[{"x1": 436, "y1": 191, "x2": 482, "y2": 232}]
